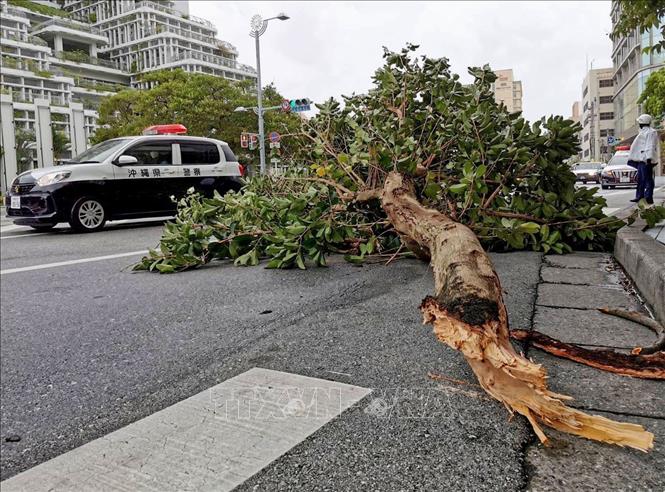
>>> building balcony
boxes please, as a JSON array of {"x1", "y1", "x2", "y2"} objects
[
  {"x1": 144, "y1": 24, "x2": 217, "y2": 46},
  {"x1": 31, "y1": 18, "x2": 108, "y2": 45},
  {"x1": 170, "y1": 51, "x2": 256, "y2": 75},
  {"x1": 129, "y1": 1, "x2": 214, "y2": 29},
  {"x1": 0, "y1": 31, "x2": 49, "y2": 47}
]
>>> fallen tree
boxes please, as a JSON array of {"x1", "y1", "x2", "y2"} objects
[{"x1": 136, "y1": 46, "x2": 664, "y2": 450}]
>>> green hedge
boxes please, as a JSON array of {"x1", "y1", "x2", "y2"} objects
[{"x1": 8, "y1": 0, "x2": 70, "y2": 18}]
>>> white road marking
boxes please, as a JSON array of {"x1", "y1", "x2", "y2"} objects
[
  {"x1": 0, "y1": 250, "x2": 148, "y2": 275},
  {"x1": 0, "y1": 224, "x2": 29, "y2": 233},
  {"x1": 0, "y1": 232, "x2": 50, "y2": 240},
  {"x1": 0, "y1": 368, "x2": 371, "y2": 492}
]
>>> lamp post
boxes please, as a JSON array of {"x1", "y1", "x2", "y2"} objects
[{"x1": 249, "y1": 12, "x2": 289, "y2": 174}]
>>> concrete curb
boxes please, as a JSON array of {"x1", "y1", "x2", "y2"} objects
[{"x1": 614, "y1": 217, "x2": 665, "y2": 325}]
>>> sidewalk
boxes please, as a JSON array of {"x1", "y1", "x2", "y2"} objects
[{"x1": 523, "y1": 252, "x2": 664, "y2": 491}]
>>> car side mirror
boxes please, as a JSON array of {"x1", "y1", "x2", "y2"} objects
[{"x1": 115, "y1": 155, "x2": 138, "y2": 166}]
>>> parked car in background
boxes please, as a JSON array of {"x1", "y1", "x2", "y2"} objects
[
  {"x1": 572, "y1": 162, "x2": 603, "y2": 184},
  {"x1": 600, "y1": 146, "x2": 637, "y2": 190}
]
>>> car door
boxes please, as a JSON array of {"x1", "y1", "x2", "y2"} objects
[
  {"x1": 177, "y1": 140, "x2": 223, "y2": 198},
  {"x1": 112, "y1": 140, "x2": 180, "y2": 216}
]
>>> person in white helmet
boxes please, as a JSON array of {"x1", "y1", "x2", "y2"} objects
[{"x1": 628, "y1": 114, "x2": 658, "y2": 204}]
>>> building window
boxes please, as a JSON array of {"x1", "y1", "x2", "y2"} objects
[
  {"x1": 584, "y1": 149, "x2": 590, "y2": 157},
  {"x1": 599, "y1": 79, "x2": 614, "y2": 88},
  {"x1": 600, "y1": 112, "x2": 614, "y2": 120},
  {"x1": 599, "y1": 95, "x2": 613, "y2": 104},
  {"x1": 583, "y1": 133, "x2": 589, "y2": 142},
  {"x1": 583, "y1": 86, "x2": 588, "y2": 97}
]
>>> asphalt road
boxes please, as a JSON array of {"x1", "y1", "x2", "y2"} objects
[
  {"x1": 0, "y1": 213, "x2": 543, "y2": 490},
  {"x1": 0, "y1": 181, "x2": 660, "y2": 489}
]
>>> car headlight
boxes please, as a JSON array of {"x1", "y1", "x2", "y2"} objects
[{"x1": 36, "y1": 171, "x2": 71, "y2": 187}]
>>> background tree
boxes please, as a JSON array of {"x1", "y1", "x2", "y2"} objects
[
  {"x1": 637, "y1": 67, "x2": 665, "y2": 121},
  {"x1": 51, "y1": 128, "x2": 70, "y2": 160},
  {"x1": 93, "y1": 70, "x2": 303, "y2": 172},
  {"x1": 15, "y1": 128, "x2": 35, "y2": 173},
  {"x1": 611, "y1": 0, "x2": 665, "y2": 53}
]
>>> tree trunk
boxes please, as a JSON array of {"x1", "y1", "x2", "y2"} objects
[{"x1": 381, "y1": 171, "x2": 653, "y2": 451}]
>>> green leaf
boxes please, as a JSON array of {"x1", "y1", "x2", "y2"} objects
[
  {"x1": 517, "y1": 222, "x2": 540, "y2": 234},
  {"x1": 449, "y1": 183, "x2": 468, "y2": 194}
]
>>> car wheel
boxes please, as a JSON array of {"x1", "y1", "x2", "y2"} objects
[
  {"x1": 30, "y1": 224, "x2": 56, "y2": 231},
  {"x1": 582, "y1": 180, "x2": 587, "y2": 184},
  {"x1": 601, "y1": 185, "x2": 608, "y2": 190},
  {"x1": 69, "y1": 197, "x2": 107, "y2": 232}
]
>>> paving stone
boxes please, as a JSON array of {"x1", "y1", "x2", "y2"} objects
[
  {"x1": 544, "y1": 253, "x2": 609, "y2": 270},
  {"x1": 536, "y1": 283, "x2": 642, "y2": 311},
  {"x1": 529, "y1": 351, "x2": 664, "y2": 417},
  {"x1": 526, "y1": 412, "x2": 665, "y2": 491},
  {"x1": 540, "y1": 266, "x2": 613, "y2": 286},
  {"x1": 532, "y1": 306, "x2": 656, "y2": 349}
]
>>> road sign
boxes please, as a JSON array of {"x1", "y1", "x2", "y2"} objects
[
  {"x1": 281, "y1": 99, "x2": 291, "y2": 112},
  {"x1": 269, "y1": 131, "x2": 280, "y2": 143},
  {"x1": 240, "y1": 133, "x2": 249, "y2": 148},
  {"x1": 607, "y1": 136, "x2": 616, "y2": 145},
  {"x1": 269, "y1": 141, "x2": 281, "y2": 149}
]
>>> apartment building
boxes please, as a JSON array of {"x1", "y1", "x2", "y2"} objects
[
  {"x1": 580, "y1": 67, "x2": 615, "y2": 162},
  {"x1": 0, "y1": 0, "x2": 256, "y2": 192},
  {"x1": 491, "y1": 69, "x2": 523, "y2": 113},
  {"x1": 611, "y1": 1, "x2": 664, "y2": 141}
]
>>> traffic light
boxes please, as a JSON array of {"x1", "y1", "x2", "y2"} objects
[{"x1": 289, "y1": 98, "x2": 311, "y2": 112}]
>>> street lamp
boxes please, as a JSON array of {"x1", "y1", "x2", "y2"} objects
[{"x1": 249, "y1": 12, "x2": 289, "y2": 174}]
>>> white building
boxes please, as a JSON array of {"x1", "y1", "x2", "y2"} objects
[
  {"x1": 0, "y1": 0, "x2": 256, "y2": 192},
  {"x1": 491, "y1": 69, "x2": 523, "y2": 113},
  {"x1": 580, "y1": 67, "x2": 615, "y2": 162}
]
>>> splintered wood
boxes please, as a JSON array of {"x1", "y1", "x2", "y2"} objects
[{"x1": 381, "y1": 171, "x2": 654, "y2": 451}]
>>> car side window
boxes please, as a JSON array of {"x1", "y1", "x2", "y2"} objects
[
  {"x1": 180, "y1": 142, "x2": 220, "y2": 164},
  {"x1": 124, "y1": 142, "x2": 173, "y2": 165},
  {"x1": 221, "y1": 145, "x2": 237, "y2": 162}
]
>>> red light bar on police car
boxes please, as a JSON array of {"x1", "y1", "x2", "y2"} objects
[
  {"x1": 142, "y1": 124, "x2": 188, "y2": 136},
  {"x1": 615, "y1": 145, "x2": 630, "y2": 151}
]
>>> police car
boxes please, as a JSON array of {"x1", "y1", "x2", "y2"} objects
[{"x1": 4, "y1": 124, "x2": 244, "y2": 232}]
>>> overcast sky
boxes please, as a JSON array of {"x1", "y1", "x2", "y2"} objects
[{"x1": 190, "y1": 1, "x2": 613, "y2": 122}]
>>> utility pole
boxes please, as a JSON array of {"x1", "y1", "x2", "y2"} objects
[{"x1": 249, "y1": 13, "x2": 290, "y2": 175}]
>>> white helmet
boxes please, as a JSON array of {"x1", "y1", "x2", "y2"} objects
[{"x1": 636, "y1": 114, "x2": 652, "y2": 125}]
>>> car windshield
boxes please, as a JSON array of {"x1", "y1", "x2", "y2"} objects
[{"x1": 69, "y1": 139, "x2": 132, "y2": 164}]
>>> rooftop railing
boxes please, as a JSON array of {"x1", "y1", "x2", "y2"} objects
[{"x1": 145, "y1": 24, "x2": 216, "y2": 45}]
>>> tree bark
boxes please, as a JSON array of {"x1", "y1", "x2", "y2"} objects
[
  {"x1": 381, "y1": 171, "x2": 653, "y2": 451},
  {"x1": 510, "y1": 329, "x2": 665, "y2": 380}
]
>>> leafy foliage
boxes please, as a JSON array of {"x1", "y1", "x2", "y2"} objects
[
  {"x1": 611, "y1": 0, "x2": 665, "y2": 54},
  {"x1": 93, "y1": 70, "x2": 302, "y2": 171},
  {"x1": 137, "y1": 46, "x2": 664, "y2": 273},
  {"x1": 134, "y1": 176, "x2": 397, "y2": 273},
  {"x1": 637, "y1": 68, "x2": 665, "y2": 121}
]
